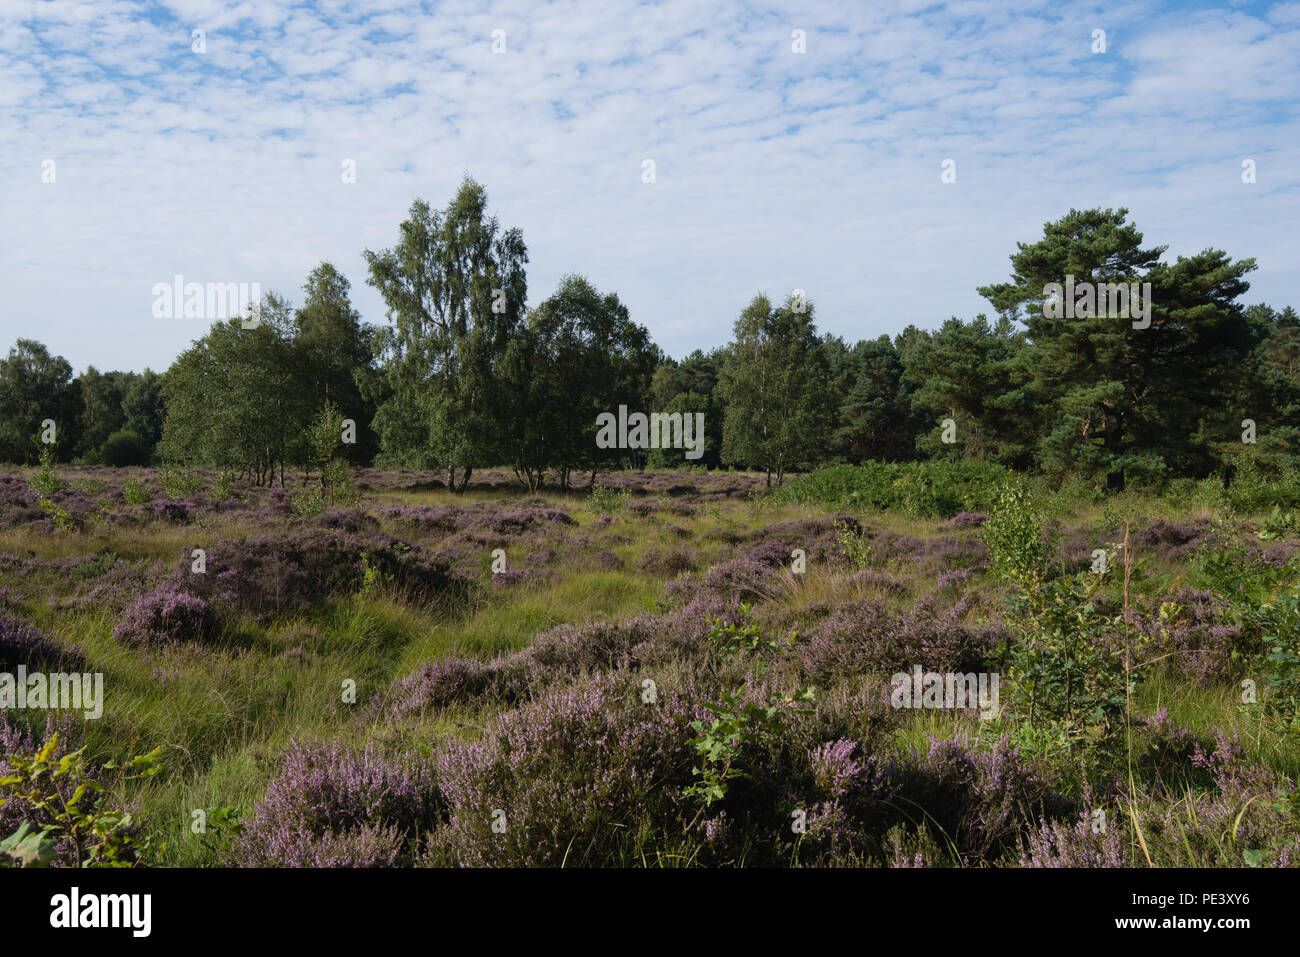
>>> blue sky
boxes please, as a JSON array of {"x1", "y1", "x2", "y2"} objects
[{"x1": 1, "y1": 0, "x2": 1297, "y2": 374}]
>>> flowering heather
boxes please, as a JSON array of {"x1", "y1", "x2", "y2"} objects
[
  {"x1": 431, "y1": 671, "x2": 705, "y2": 867},
  {"x1": 0, "y1": 612, "x2": 72, "y2": 670},
  {"x1": 1024, "y1": 730, "x2": 1298, "y2": 867},
  {"x1": 799, "y1": 593, "x2": 1005, "y2": 685},
  {"x1": 941, "y1": 511, "x2": 987, "y2": 530},
  {"x1": 383, "y1": 596, "x2": 738, "y2": 718},
  {"x1": 591, "y1": 549, "x2": 625, "y2": 571},
  {"x1": 488, "y1": 568, "x2": 543, "y2": 588},
  {"x1": 1019, "y1": 807, "x2": 1130, "y2": 867},
  {"x1": 1130, "y1": 518, "x2": 1214, "y2": 560},
  {"x1": 173, "y1": 529, "x2": 464, "y2": 616},
  {"x1": 1130, "y1": 588, "x2": 1246, "y2": 684},
  {"x1": 113, "y1": 580, "x2": 220, "y2": 647},
  {"x1": 235, "y1": 740, "x2": 441, "y2": 867},
  {"x1": 887, "y1": 735, "x2": 1070, "y2": 864},
  {"x1": 744, "y1": 514, "x2": 861, "y2": 565},
  {"x1": 635, "y1": 547, "x2": 699, "y2": 577},
  {"x1": 315, "y1": 508, "x2": 380, "y2": 533},
  {"x1": 146, "y1": 499, "x2": 190, "y2": 523},
  {"x1": 808, "y1": 738, "x2": 865, "y2": 801},
  {"x1": 662, "y1": 539, "x2": 793, "y2": 605}
]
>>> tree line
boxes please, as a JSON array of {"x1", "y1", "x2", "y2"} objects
[{"x1": 2, "y1": 180, "x2": 1297, "y2": 492}]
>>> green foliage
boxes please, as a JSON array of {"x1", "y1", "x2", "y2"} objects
[
  {"x1": 28, "y1": 442, "x2": 63, "y2": 496},
  {"x1": 1243, "y1": 783, "x2": 1300, "y2": 867},
  {"x1": 1230, "y1": 558, "x2": 1300, "y2": 731},
  {"x1": 979, "y1": 207, "x2": 1259, "y2": 489},
  {"x1": 985, "y1": 483, "x2": 1138, "y2": 746},
  {"x1": 0, "y1": 339, "x2": 79, "y2": 464},
  {"x1": 159, "y1": 297, "x2": 314, "y2": 485},
  {"x1": 982, "y1": 480, "x2": 1048, "y2": 588},
  {"x1": 121, "y1": 474, "x2": 152, "y2": 506},
  {"x1": 294, "y1": 263, "x2": 379, "y2": 463},
  {"x1": 364, "y1": 179, "x2": 528, "y2": 490},
  {"x1": 770, "y1": 460, "x2": 1007, "y2": 517},
  {"x1": 210, "y1": 469, "x2": 236, "y2": 502},
  {"x1": 719, "y1": 292, "x2": 834, "y2": 486},
  {"x1": 685, "y1": 685, "x2": 815, "y2": 810},
  {"x1": 195, "y1": 805, "x2": 244, "y2": 856},
  {"x1": 704, "y1": 604, "x2": 786, "y2": 659},
  {"x1": 903, "y1": 314, "x2": 1035, "y2": 468},
  {"x1": 74, "y1": 367, "x2": 135, "y2": 461},
  {"x1": 158, "y1": 464, "x2": 203, "y2": 500},
  {"x1": 101, "y1": 429, "x2": 149, "y2": 466},
  {"x1": 502, "y1": 275, "x2": 657, "y2": 488},
  {"x1": 1256, "y1": 507, "x2": 1300, "y2": 540},
  {"x1": 0, "y1": 821, "x2": 57, "y2": 868},
  {"x1": 588, "y1": 483, "x2": 630, "y2": 514},
  {"x1": 0, "y1": 734, "x2": 163, "y2": 868},
  {"x1": 295, "y1": 403, "x2": 359, "y2": 515},
  {"x1": 37, "y1": 495, "x2": 77, "y2": 532},
  {"x1": 359, "y1": 550, "x2": 394, "y2": 596},
  {"x1": 835, "y1": 519, "x2": 873, "y2": 570},
  {"x1": 686, "y1": 610, "x2": 814, "y2": 809},
  {"x1": 832, "y1": 334, "x2": 916, "y2": 464}
]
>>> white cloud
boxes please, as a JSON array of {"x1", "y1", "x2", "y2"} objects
[{"x1": 0, "y1": 0, "x2": 1295, "y2": 374}]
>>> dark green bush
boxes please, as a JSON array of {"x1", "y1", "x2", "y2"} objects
[
  {"x1": 767, "y1": 461, "x2": 1008, "y2": 517},
  {"x1": 101, "y1": 430, "x2": 150, "y2": 466}
]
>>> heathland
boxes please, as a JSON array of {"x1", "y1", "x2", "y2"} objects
[{"x1": 2, "y1": 461, "x2": 1298, "y2": 867}]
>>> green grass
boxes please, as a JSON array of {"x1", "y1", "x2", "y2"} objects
[{"x1": 3, "y1": 464, "x2": 1298, "y2": 867}]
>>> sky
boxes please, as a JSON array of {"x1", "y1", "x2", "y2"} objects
[{"x1": 1, "y1": 0, "x2": 1297, "y2": 374}]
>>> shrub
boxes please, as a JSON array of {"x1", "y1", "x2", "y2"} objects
[
  {"x1": 431, "y1": 672, "x2": 705, "y2": 867},
  {"x1": 121, "y1": 474, "x2": 152, "y2": 506},
  {"x1": 0, "y1": 726, "x2": 160, "y2": 867},
  {"x1": 101, "y1": 430, "x2": 149, "y2": 467},
  {"x1": 113, "y1": 581, "x2": 219, "y2": 647},
  {"x1": 235, "y1": 740, "x2": 441, "y2": 867},
  {"x1": 158, "y1": 465, "x2": 203, "y2": 500},
  {"x1": 27, "y1": 446, "x2": 62, "y2": 497},
  {"x1": 768, "y1": 461, "x2": 1007, "y2": 517},
  {"x1": 0, "y1": 614, "x2": 74, "y2": 671},
  {"x1": 589, "y1": 484, "x2": 630, "y2": 514}
]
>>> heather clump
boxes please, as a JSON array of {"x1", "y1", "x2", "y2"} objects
[
  {"x1": 174, "y1": 530, "x2": 463, "y2": 617},
  {"x1": 662, "y1": 540, "x2": 793, "y2": 605},
  {"x1": 942, "y1": 511, "x2": 987, "y2": 530},
  {"x1": 113, "y1": 580, "x2": 220, "y2": 647},
  {"x1": 430, "y1": 671, "x2": 705, "y2": 867},
  {"x1": 1023, "y1": 729, "x2": 1299, "y2": 867},
  {"x1": 1130, "y1": 589, "x2": 1245, "y2": 685},
  {"x1": 382, "y1": 598, "x2": 735, "y2": 718},
  {"x1": 235, "y1": 740, "x2": 441, "y2": 867},
  {"x1": 744, "y1": 514, "x2": 858, "y2": 565},
  {"x1": 0, "y1": 613, "x2": 76, "y2": 670},
  {"x1": 798, "y1": 593, "x2": 1004, "y2": 686},
  {"x1": 635, "y1": 547, "x2": 699, "y2": 577}
]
